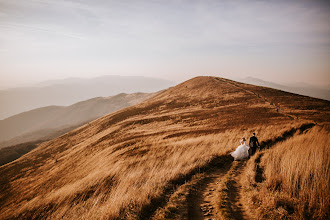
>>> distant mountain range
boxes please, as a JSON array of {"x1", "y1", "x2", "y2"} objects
[
  {"x1": 0, "y1": 75, "x2": 175, "y2": 120},
  {"x1": 0, "y1": 92, "x2": 156, "y2": 149},
  {"x1": 237, "y1": 77, "x2": 329, "y2": 101}
]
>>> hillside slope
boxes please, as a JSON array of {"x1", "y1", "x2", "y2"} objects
[
  {"x1": 0, "y1": 92, "x2": 155, "y2": 148},
  {"x1": 0, "y1": 76, "x2": 329, "y2": 219}
]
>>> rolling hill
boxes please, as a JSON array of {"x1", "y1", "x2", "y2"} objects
[
  {"x1": 0, "y1": 75, "x2": 175, "y2": 120},
  {"x1": 0, "y1": 76, "x2": 329, "y2": 219}
]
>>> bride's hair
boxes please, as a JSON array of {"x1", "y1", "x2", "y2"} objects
[{"x1": 242, "y1": 137, "x2": 246, "y2": 141}]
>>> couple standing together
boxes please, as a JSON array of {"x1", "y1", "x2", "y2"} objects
[{"x1": 230, "y1": 133, "x2": 260, "y2": 161}]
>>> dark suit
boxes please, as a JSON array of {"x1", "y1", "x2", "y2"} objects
[{"x1": 249, "y1": 135, "x2": 259, "y2": 155}]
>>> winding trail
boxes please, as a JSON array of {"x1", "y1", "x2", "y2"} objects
[
  {"x1": 187, "y1": 159, "x2": 253, "y2": 220},
  {"x1": 214, "y1": 78, "x2": 298, "y2": 120},
  {"x1": 186, "y1": 122, "x2": 315, "y2": 220},
  {"x1": 147, "y1": 122, "x2": 315, "y2": 220},
  {"x1": 146, "y1": 78, "x2": 317, "y2": 219},
  {"x1": 182, "y1": 79, "x2": 317, "y2": 220}
]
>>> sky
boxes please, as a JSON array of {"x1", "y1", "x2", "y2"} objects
[{"x1": 0, "y1": 0, "x2": 329, "y2": 89}]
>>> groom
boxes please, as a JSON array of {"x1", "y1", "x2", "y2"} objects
[{"x1": 249, "y1": 133, "x2": 260, "y2": 156}]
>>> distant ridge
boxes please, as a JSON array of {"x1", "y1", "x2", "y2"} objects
[
  {"x1": 0, "y1": 92, "x2": 156, "y2": 148},
  {"x1": 0, "y1": 75, "x2": 175, "y2": 119},
  {"x1": 238, "y1": 77, "x2": 330, "y2": 101}
]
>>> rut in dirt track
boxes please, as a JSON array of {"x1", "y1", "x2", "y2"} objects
[
  {"x1": 187, "y1": 155, "x2": 233, "y2": 220},
  {"x1": 224, "y1": 161, "x2": 246, "y2": 220},
  {"x1": 187, "y1": 159, "x2": 248, "y2": 220}
]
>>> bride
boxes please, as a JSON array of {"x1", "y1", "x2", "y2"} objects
[{"x1": 230, "y1": 137, "x2": 250, "y2": 160}]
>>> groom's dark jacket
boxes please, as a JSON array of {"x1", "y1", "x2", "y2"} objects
[{"x1": 249, "y1": 136, "x2": 259, "y2": 147}]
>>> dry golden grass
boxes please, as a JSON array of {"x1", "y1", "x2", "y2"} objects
[
  {"x1": 1, "y1": 128, "x2": 288, "y2": 219},
  {"x1": 0, "y1": 76, "x2": 329, "y2": 219},
  {"x1": 241, "y1": 125, "x2": 330, "y2": 219}
]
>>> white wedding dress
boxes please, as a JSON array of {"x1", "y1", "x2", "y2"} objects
[{"x1": 230, "y1": 140, "x2": 250, "y2": 161}]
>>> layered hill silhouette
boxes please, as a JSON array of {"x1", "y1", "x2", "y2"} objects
[
  {"x1": 0, "y1": 75, "x2": 174, "y2": 120},
  {"x1": 0, "y1": 92, "x2": 155, "y2": 147},
  {"x1": 0, "y1": 92, "x2": 155, "y2": 166},
  {"x1": 239, "y1": 76, "x2": 330, "y2": 101},
  {"x1": 0, "y1": 76, "x2": 329, "y2": 219}
]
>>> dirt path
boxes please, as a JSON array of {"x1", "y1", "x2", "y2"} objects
[
  {"x1": 183, "y1": 82, "x2": 316, "y2": 220},
  {"x1": 186, "y1": 159, "x2": 253, "y2": 220},
  {"x1": 225, "y1": 161, "x2": 247, "y2": 220},
  {"x1": 213, "y1": 78, "x2": 298, "y2": 120},
  {"x1": 144, "y1": 80, "x2": 318, "y2": 220},
  {"x1": 188, "y1": 164, "x2": 231, "y2": 219},
  {"x1": 147, "y1": 123, "x2": 316, "y2": 220},
  {"x1": 187, "y1": 123, "x2": 315, "y2": 220}
]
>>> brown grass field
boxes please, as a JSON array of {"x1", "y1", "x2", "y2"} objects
[
  {"x1": 241, "y1": 125, "x2": 329, "y2": 219},
  {"x1": 0, "y1": 76, "x2": 329, "y2": 219}
]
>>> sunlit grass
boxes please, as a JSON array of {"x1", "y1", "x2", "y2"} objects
[{"x1": 241, "y1": 125, "x2": 330, "y2": 219}]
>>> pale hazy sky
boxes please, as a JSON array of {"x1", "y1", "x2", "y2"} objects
[{"x1": 0, "y1": 0, "x2": 329, "y2": 88}]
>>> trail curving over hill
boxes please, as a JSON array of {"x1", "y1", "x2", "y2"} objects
[
  {"x1": 149, "y1": 123, "x2": 316, "y2": 220},
  {"x1": 191, "y1": 123, "x2": 316, "y2": 220},
  {"x1": 213, "y1": 77, "x2": 298, "y2": 120}
]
